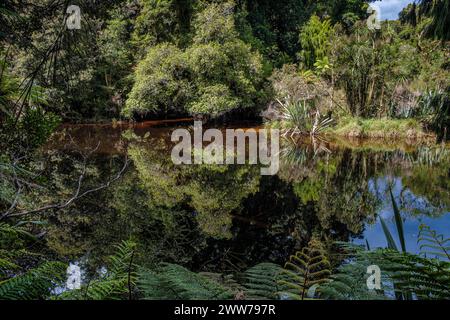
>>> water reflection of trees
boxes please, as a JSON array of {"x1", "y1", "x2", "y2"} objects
[
  {"x1": 42, "y1": 135, "x2": 450, "y2": 274},
  {"x1": 401, "y1": 162, "x2": 450, "y2": 215},
  {"x1": 128, "y1": 140, "x2": 261, "y2": 239},
  {"x1": 373, "y1": 146, "x2": 450, "y2": 216},
  {"x1": 279, "y1": 139, "x2": 381, "y2": 235},
  {"x1": 119, "y1": 137, "x2": 383, "y2": 269}
]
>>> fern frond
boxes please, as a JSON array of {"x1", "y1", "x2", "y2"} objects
[
  {"x1": 318, "y1": 245, "x2": 389, "y2": 300},
  {"x1": 322, "y1": 243, "x2": 450, "y2": 300},
  {"x1": 109, "y1": 240, "x2": 137, "y2": 276},
  {"x1": 241, "y1": 263, "x2": 284, "y2": 300},
  {"x1": 0, "y1": 257, "x2": 19, "y2": 279},
  {"x1": 0, "y1": 261, "x2": 66, "y2": 300},
  {"x1": 279, "y1": 239, "x2": 331, "y2": 300},
  {"x1": 378, "y1": 251, "x2": 450, "y2": 300},
  {"x1": 138, "y1": 264, "x2": 234, "y2": 300},
  {"x1": 200, "y1": 272, "x2": 242, "y2": 296},
  {"x1": 418, "y1": 225, "x2": 450, "y2": 261},
  {"x1": 57, "y1": 240, "x2": 137, "y2": 300}
]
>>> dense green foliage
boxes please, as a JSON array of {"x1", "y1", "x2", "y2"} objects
[
  {"x1": 0, "y1": 0, "x2": 371, "y2": 121},
  {"x1": 3, "y1": 223, "x2": 448, "y2": 300},
  {"x1": 0, "y1": 222, "x2": 67, "y2": 300},
  {"x1": 56, "y1": 240, "x2": 136, "y2": 300},
  {"x1": 1, "y1": 0, "x2": 450, "y2": 302},
  {"x1": 299, "y1": 16, "x2": 333, "y2": 70},
  {"x1": 138, "y1": 263, "x2": 235, "y2": 300},
  {"x1": 1, "y1": 0, "x2": 448, "y2": 134},
  {"x1": 125, "y1": 1, "x2": 266, "y2": 118},
  {"x1": 400, "y1": 0, "x2": 450, "y2": 41}
]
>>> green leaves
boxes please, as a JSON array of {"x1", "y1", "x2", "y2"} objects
[
  {"x1": 278, "y1": 239, "x2": 331, "y2": 300},
  {"x1": 188, "y1": 84, "x2": 240, "y2": 116},
  {"x1": 0, "y1": 220, "x2": 51, "y2": 287},
  {"x1": 0, "y1": 261, "x2": 67, "y2": 300},
  {"x1": 380, "y1": 188, "x2": 406, "y2": 252},
  {"x1": 242, "y1": 263, "x2": 284, "y2": 300},
  {"x1": 279, "y1": 99, "x2": 333, "y2": 136},
  {"x1": 299, "y1": 15, "x2": 333, "y2": 69},
  {"x1": 418, "y1": 225, "x2": 450, "y2": 260},
  {"x1": 416, "y1": 0, "x2": 450, "y2": 40},
  {"x1": 192, "y1": 1, "x2": 237, "y2": 45},
  {"x1": 57, "y1": 240, "x2": 137, "y2": 300},
  {"x1": 124, "y1": 1, "x2": 264, "y2": 119},
  {"x1": 124, "y1": 43, "x2": 193, "y2": 117},
  {"x1": 318, "y1": 241, "x2": 450, "y2": 300},
  {"x1": 390, "y1": 188, "x2": 406, "y2": 253},
  {"x1": 380, "y1": 217, "x2": 399, "y2": 251},
  {"x1": 379, "y1": 250, "x2": 450, "y2": 300},
  {"x1": 138, "y1": 263, "x2": 235, "y2": 300},
  {"x1": 318, "y1": 246, "x2": 389, "y2": 300}
]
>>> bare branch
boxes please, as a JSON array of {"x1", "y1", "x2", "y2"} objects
[{"x1": 0, "y1": 156, "x2": 129, "y2": 220}]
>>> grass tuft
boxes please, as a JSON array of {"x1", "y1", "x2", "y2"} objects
[{"x1": 326, "y1": 117, "x2": 433, "y2": 139}]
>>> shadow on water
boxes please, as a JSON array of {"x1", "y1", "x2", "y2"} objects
[{"x1": 42, "y1": 120, "x2": 450, "y2": 274}]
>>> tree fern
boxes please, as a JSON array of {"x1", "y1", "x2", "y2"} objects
[
  {"x1": 319, "y1": 263, "x2": 389, "y2": 300},
  {"x1": 0, "y1": 222, "x2": 35, "y2": 244},
  {"x1": 137, "y1": 263, "x2": 234, "y2": 300},
  {"x1": 241, "y1": 263, "x2": 284, "y2": 300},
  {"x1": 0, "y1": 220, "x2": 64, "y2": 299},
  {"x1": 0, "y1": 261, "x2": 66, "y2": 300},
  {"x1": 0, "y1": 256, "x2": 18, "y2": 278},
  {"x1": 318, "y1": 243, "x2": 389, "y2": 300},
  {"x1": 418, "y1": 225, "x2": 450, "y2": 260},
  {"x1": 320, "y1": 242, "x2": 450, "y2": 300},
  {"x1": 278, "y1": 239, "x2": 331, "y2": 300},
  {"x1": 57, "y1": 240, "x2": 137, "y2": 300},
  {"x1": 377, "y1": 250, "x2": 450, "y2": 300}
]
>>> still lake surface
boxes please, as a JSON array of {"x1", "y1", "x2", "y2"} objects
[{"x1": 44, "y1": 120, "x2": 450, "y2": 275}]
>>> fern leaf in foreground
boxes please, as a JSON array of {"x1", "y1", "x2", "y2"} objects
[
  {"x1": 278, "y1": 239, "x2": 331, "y2": 300},
  {"x1": 0, "y1": 261, "x2": 66, "y2": 300},
  {"x1": 418, "y1": 225, "x2": 450, "y2": 261},
  {"x1": 318, "y1": 244, "x2": 389, "y2": 300},
  {"x1": 242, "y1": 263, "x2": 284, "y2": 299},
  {"x1": 57, "y1": 240, "x2": 137, "y2": 300},
  {"x1": 319, "y1": 243, "x2": 450, "y2": 300},
  {"x1": 138, "y1": 264, "x2": 234, "y2": 300},
  {"x1": 0, "y1": 257, "x2": 18, "y2": 278},
  {"x1": 379, "y1": 251, "x2": 450, "y2": 300},
  {"x1": 199, "y1": 272, "x2": 243, "y2": 297}
]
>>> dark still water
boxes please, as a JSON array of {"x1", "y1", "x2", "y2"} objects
[{"x1": 43, "y1": 120, "x2": 450, "y2": 275}]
